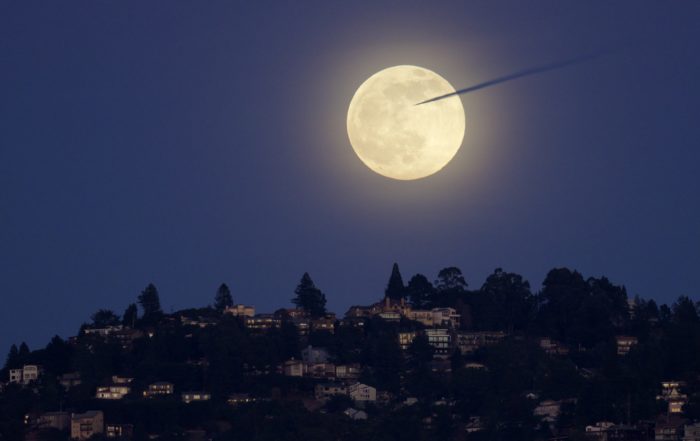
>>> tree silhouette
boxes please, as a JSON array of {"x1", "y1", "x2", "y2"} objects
[
  {"x1": 435, "y1": 267, "x2": 467, "y2": 292},
  {"x1": 406, "y1": 274, "x2": 435, "y2": 309},
  {"x1": 215, "y1": 283, "x2": 234, "y2": 311},
  {"x1": 537, "y1": 269, "x2": 629, "y2": 348},
  {"x1": 4, "y1": 345, "x2": 19, "y2": 370},
  {"x1": 672, "y1": 295, "x2": 699, "y2": 324},
  {"x1": 291, "y1": 273, "x2": 327, "y2": 318},
  {"x1": 407, "y1": 334, "x2": 434, "y2": 369},
  {"x1": 385, "y1": 263, "x2": 405, "y2": 300},
  {"x1": 42, "y1": 336, "x2": 72, "y2": 375},
  {"x1": 138, "y1": 283, "x2": 162, "y2": 318},
  {"x1": 91, "y1": 309, "x2": 120, "y2": 327},
  {"x1": 479, "y1": 268, "x2": 534, "y2": 332},
  {"x1": 18, "y1": 342, "x2": 29, "y2": 359},
  {"x1": 122, "y1": 303, "x2": 138, "y2": 327}
]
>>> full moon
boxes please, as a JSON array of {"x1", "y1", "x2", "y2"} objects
[{"x1": 347, "y1": 65, "x2": 465, "y2": 180}]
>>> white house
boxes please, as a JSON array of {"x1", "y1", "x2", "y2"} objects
[
  {"x1": 425, "y1": 329, "x2": 452, "y2": 356},
  {"x1": 348, "y1": 383, "x2": 376, "y2": 402},
  {"x1": 23, "y1": 365, "x2": 41, "y2": 384},
  {"x1": 344, "y1": 408, "x2": 368, "y2": 420},
  {"x1": 8, "y1": 365, "x2": 42, "y2": 385}
]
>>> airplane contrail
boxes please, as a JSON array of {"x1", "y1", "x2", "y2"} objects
[{"x1": 416, "y1": 52, "x2": 604, "y2": 105}]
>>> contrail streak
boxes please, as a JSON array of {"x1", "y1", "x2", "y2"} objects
[{"x1": 416, "y1": 52, "x2": 603, "y2": 105}]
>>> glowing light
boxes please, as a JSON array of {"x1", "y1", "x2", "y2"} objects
[{"x1": 347, "y1": 65, "x2": 465, "y2": 180}]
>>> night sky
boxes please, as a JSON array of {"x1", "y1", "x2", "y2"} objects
[{"x1": 2, "y1": 1, "x2": 699, "y2": 353}]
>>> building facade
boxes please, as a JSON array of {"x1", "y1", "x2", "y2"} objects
[
  {"x1": 71, "y1": 411, "x2": 104, "y2": 440},
  {"x1": 348, "y1": 383, "x2": 377, "y2": 402},
  {"x1": 143, "y1": 382, "x2": 174, "y2": 398}
]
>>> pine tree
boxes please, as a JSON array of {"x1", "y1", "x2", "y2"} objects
[
  {"x1": 18, "y1": 342, "x2": 29, "y2": 365},
  {"x1": 215, "y1": 283, "x2": 234, "y2": 311},
  {"x1": 4, "y1": 344, "x2": 19, "y2": 370},
  {"x1": 385, "y1": 263, "x2": 405, "y2": 300},
  {"x1": 138, "y1": 283, "x2": 162, "y2": 318},
  {"x1": 291, "y1": 273, "x2": 327, "y2": 318}
]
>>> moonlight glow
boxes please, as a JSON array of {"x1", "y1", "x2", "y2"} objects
[{"x1": 347, "y1": 65, "x2": 466, "y2": 180}]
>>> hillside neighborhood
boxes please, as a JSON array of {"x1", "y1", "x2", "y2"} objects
[{"x1": 2, "y1": 265, "x2": 700, "y2": 441}]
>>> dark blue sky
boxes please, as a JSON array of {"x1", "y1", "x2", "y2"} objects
[{"x1": 2, "y1": 1, "x2": 699, "y2": 352}]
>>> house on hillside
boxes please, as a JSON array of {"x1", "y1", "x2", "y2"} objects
[
  {"x1": 143, "y1": 382, "x2": 174, "y2": 398},
  {"x1": 36, "y1": 412, "x2": 70, "y2": 431},
  {"x1": 348, "y1": 383, "x2": 376, "y2": 402},
  {"x1": 335, "y1": 364, "x2": 361, "y2": 380},
  {"x1": 96, "y1": 376, "x2": 133, "y2": 400},
  {"x1": 430, "y1": 308, "x2": 461, "y2": 328},
  {"x1": 311, "y1": 315, "x2": 337, "y2": 333},
  {"x1": 344, "y1": 306, "x2": 373, "y2": 318},
  {"x1": 83, "y1": 325, "x2": 124, "y2": 337},
  {"x1": 657, "y1": 381, "x2": 688, "y2": 414},
  {"x1": 224, "y1": 304, "x2": 255, "y2": 317},
  {"x1": 283, "y1": 359, "x2": 306, "y2": 377},
  {"x1": 71, "y1": 411, "x2": 104, "y2": 440},
  {"x1": 180, "y1": 316, "x2": 218, "y2": 328},
  {"x1": 245, "y1": 314, "x2": 281, "y2": 331},
  {"x1": 96, "y1": 384, "x2": 131, "y2": 400},
  {"x1": 615, "y1": 335, "x2": 638, "y2": 356},
  {"x1": 398, "y1": 331, "x2": 418, "y2": 350},
  {"x1": 344, "y1": 408, "x2": 368, "y2": 420},
  {"x1": 455, "y1": 331, "x2": 507, "y2": 354},
  {"x1": 315, "y1": 382, "x2": 348, "y2": 401},
  {"x1": 181, "y1": 391, "x2": 211, "y2": 403},
  {"x1": 307, "y1": 363, "x2": 336, "y2": 379},
  {"x1": 425, "y1": 329, "x2": 452, "y2": 356},
  {"x1": 9, "y1": 365, "x2": 42, "y2": 385},
  {"x1": 106, "y1": 423, "x2": 133, "y2": 439},
  {"x1": 59, "y1": 372, "x2": 82, "y2": 390}
]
